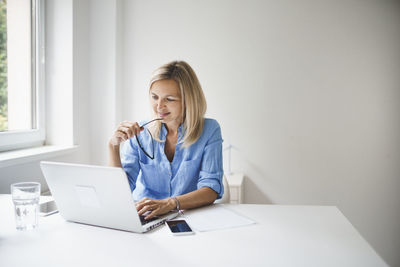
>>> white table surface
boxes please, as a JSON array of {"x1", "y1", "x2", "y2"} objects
[{"x1": 0, "y1": 194, "x2": 386, "y2": 267}]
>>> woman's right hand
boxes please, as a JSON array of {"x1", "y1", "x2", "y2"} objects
[{"x1": 109, "y1": 121, "x2": 144, "y2": 147}]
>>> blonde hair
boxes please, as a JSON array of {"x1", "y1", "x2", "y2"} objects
[{"x1": 149, "y1": 61, "x2": 206, "y2": 147}]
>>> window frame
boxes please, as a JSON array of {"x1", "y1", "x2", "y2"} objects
[{"x1": 0, "y1": 0, "x2": 45, "y2": 152}]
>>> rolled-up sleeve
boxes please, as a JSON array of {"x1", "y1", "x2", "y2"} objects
[
  {"x1": 197, "y1": 122, "x2": 224, "y2": 199},
  {"x1": 121, "y1": 138, "x2": 140, "y2": 192}
]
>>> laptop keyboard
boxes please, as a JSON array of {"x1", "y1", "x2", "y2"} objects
[{"x1": 139, "y1": 215, "x2": 159, "y2": 225}]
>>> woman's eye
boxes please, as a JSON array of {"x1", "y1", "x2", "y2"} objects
[
  {"x1": 151, "y1": 95, "x2": 158, "y2": 100},
  {"x1": 167, "y1": 98, "x2": 174, "y2": 102}
]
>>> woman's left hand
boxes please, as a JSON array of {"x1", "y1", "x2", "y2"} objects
[{"x1": 136, "y1": 197, "x2": 175, "y2": 220}]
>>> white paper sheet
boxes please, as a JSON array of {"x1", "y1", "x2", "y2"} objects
[{"x1": 184, "y1": 205, "x2": 255, "y2": 232}]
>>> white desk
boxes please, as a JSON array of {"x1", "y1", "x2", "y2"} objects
[{"x1": 0, "y1": 195, "x2": 386, "y2": 267}]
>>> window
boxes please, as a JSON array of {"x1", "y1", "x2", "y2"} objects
[{"x1": 0, "y1": 0, "x2": 45, "y2": 151}]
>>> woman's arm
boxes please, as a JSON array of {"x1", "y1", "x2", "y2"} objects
[
  {"x1": 108, "y1": 121, "x2": 143, "y2": 167},
  {"x1": 176, "y1": 187, "x2": 217, "y2": 210},
  {"x1": 108, "y1": 143, "x2": 122, "y2": 167},
  {"x1": 136, "y1": 187, "x2": 217, "y2": 220}
]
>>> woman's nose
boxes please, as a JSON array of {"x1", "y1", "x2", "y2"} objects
[{"x1": 157, "y1": 99, "x2": 166, "y2": 108}]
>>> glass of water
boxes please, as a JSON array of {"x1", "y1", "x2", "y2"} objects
[{"x1": 10, "y1": 182, "x2": 41, "y2": 230}]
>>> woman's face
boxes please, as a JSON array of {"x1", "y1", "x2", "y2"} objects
[{"x1": 150, "y1": 79, "x2": 183, "y2": 127}]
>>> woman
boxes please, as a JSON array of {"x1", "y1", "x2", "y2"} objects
[{"x1": 108, "y1": 60, "x2": 223, "y2": 220}]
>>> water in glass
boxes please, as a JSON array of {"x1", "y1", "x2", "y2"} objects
[{"x1": 11, "y1": 182, "x2": 41, "y2": 230}]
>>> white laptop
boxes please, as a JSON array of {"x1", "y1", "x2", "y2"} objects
[{"x1": 40, "y1": 161, "x2": 178, "y2": 233}]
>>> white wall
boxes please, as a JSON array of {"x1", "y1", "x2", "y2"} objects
[
  {"x1": 119, "y1": 0, "x2": 400, "y2": 266},
  {"x1": 87, "y1": 0, "x2": 120, "y2": 165}
]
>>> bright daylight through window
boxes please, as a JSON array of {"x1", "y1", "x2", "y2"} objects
[{"x1": 0, "y1": 0, "x2": 45, "y2": 152}]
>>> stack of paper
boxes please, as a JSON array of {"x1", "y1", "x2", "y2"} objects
[{"x1": 184, "y1": 205, "x2": 255, "y2": 232}]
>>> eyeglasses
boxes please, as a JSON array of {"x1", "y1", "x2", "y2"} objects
[{"x1": 135, "y1": 118, "x2": 163, "y2": 160}]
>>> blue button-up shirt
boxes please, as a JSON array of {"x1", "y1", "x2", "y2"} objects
[{"x1": 121, "y1": 118, "x2": 224, "y2": 201}]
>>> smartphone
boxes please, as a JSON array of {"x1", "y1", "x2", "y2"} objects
[
  {"x1": 39, "y1": 200, "x2": 58, "y2": 216},
  {"x1": 165, "y1": 219, "x2": 194, "y2": 236}
]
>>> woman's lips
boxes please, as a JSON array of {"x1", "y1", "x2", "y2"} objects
[{"x1": 158, "y1": 112, "x2": 170, "y2": 118}]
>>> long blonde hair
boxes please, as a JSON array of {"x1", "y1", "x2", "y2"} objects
[{"x1": 149, "y1": 61, "x2": 206, "y2": 147}]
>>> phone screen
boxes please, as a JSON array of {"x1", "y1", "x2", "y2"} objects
[{"x1": 166, "y1": 220, "x2": 193, "y2": 233}]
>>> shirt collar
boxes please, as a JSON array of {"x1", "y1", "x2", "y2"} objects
[{"x1": 160, "y1": 123, "x2": 184, "y2": 140}]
